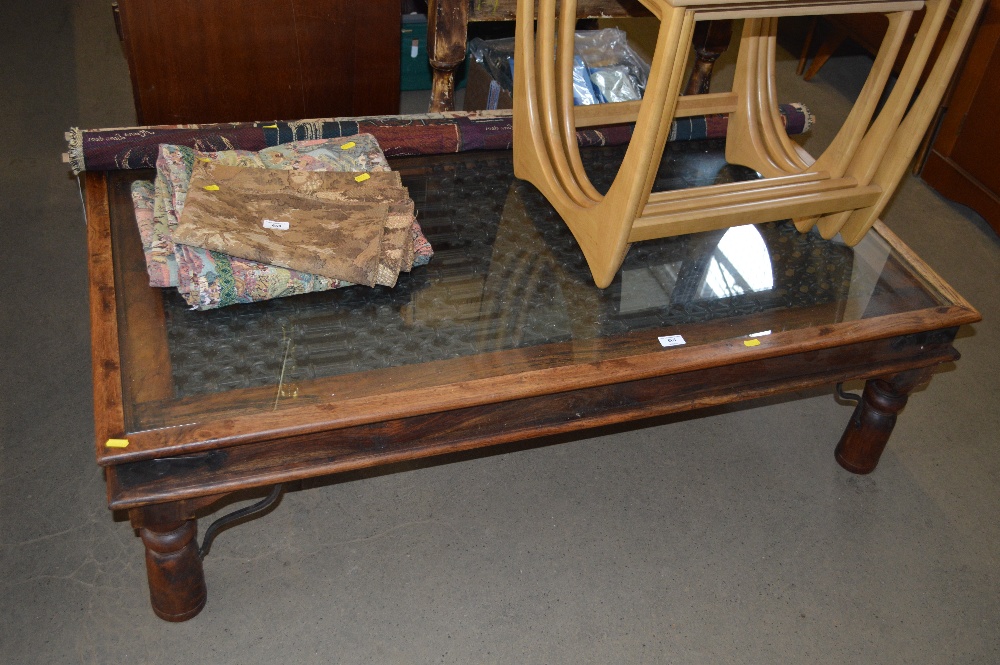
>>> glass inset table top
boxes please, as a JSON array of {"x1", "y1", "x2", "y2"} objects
[{"x1": 108, "y1": 139, "x2": 950, "y2": 435}]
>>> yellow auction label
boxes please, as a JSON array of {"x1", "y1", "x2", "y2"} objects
[
  {"x1": 203, "y1": 184, "x2": 220, "y2": 191},
  {"x1": 340, "y1": 141, "x2": 357, "y2": 150},
  {"x1": 743, "y1": 339, "x2": 761, "y2": 347},
  {"x1": 105, "y1": 438, "x2": 130, "y2": 448},
  {"x1": 354, "y1": 173, "x2": 371, "y2": 183}
]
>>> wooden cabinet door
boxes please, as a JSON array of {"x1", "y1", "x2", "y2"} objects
[
  {"x1": 116, "y1": 0, "x2": 400, "y2": 125},
  {"x1": 921, "y1": 0, "x2": 1000, "y2": 234}
]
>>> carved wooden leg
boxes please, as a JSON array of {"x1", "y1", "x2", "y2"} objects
[
  {"x1": 427, "y1": 0, "x2": 469, "y2": 112},
  {"x1": 802, "y1": 25, "x2": 846, "y2": 81},
  {"x1": 684, "y1": 20, "x2": 733, "y2": 96},
  {"x1": 130, "y1": 501, "x2": 209, "y2": 622},
  {"x1": 834, "y1": 368, "x2": 931, "y2": 474}
]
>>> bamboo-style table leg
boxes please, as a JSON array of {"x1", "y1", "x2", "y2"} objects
[{"x1": 834, "y1": 367, "x2": 932, "y2": 474}]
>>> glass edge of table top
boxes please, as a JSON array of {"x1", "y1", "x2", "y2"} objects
[{"x1": 95, "y1": 143, "x2": 979, "y2": 454}]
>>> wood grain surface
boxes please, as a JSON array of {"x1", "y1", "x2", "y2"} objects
[
  {"x1": 116, "y1": 0, "x2": 401, "y2": 124},
  {"x1": 108, "y1": 330, "x2": 961, "y2": 508}
]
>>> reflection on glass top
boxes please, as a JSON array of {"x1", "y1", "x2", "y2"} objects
[{"x1": 111, "y1": 139, "x2": 945, "y2": 428}]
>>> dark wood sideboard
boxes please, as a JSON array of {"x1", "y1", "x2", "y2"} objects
[
  {"x1": 113, "y1": 0, "x2": 402, "y2": 125},
  {"x1": 921, "y1": 0, "x2": 1000, "y2": 235}
]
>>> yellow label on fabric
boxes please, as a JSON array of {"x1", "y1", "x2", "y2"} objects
[
  {"x1": 262, "y1": 124, "x2": 279, "y2": 129},
  {"x1": 743, "y1": 339, "x2": 761, "y2": 347},
  {"x1": 197, "y1": 157, "x2": 211, "y2": 163},
  {"x1": 340, "y1": 141, "x2": 357, "y2": 150},
  {"x1": 203, "y1": 184, "x2": 220, "y2": 191},
  {"x1": 105, "y1": 438, "x2": 129, "y2": 449},
  {"x1": 354, "y1": 173, "x2": 370, "y2": 183}
]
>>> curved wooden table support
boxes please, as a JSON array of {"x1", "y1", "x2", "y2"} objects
[
  {"x1": 513, "y1": 0, "x2": 984, "y2": 287},
  {"x1": 834, "y1": 367, "x2": 933, "y2": 474}
]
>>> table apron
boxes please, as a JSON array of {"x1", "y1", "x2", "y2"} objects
[{"x1": 107, "y1": 331, "x2": 959, "y2": 509}]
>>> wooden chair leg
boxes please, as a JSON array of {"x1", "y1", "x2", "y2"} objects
[
  {"x1": 803, "y1": 26, "x2": 847, "y2": 81},
  {"x1": 796, "y1": 16, "x2": 819, "y2": 76},
  {"x1": 685, "y1": 20, "x2": 734, "y2": 96},
  {"x1": 759, "y1": 17, "x2": 813, "y2": 172},
  {"x1": 557, "y1": 0, "x2": 603, "y2": 202}
]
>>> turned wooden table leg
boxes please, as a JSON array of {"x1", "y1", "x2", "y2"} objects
[
  {"x1": 427, "y1": 0, "x2": 469, "y2": 112},
  {"x1": 130, "y1": 501, "x2": 211, "y2": 622},
  {"x1": 835, "y1": 368, "x2": 932, "y2": 474},
  {"x1": 684, "y1": 20, "x2": 733, "y2": 95}
]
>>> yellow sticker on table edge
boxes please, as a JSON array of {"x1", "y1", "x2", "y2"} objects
[
  {"x1": 340, "y1": 141, "x2": 357, "y2": 150},
  {"x1": 354, "y1": 173, "x2": 370, "y2": 183},
  {"x1": 262, "y1": 124, "x2": 279, "y2": 129},
  {"x1": 743, "y1": 339, "x2": 761, "y2": 347},
  {"x1": 105, "y1": 438, "x2": 129, "y2": 448},
  {"x1": 203, "y1": 184, "x2": 220, "y2": 191}
]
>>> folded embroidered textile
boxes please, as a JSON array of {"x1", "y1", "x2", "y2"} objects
[
  {"x1": 146, "y1": 135, "x2": 394, "y2": 289},
  {"x1": 133, "y1": 180, "x2": 344, "y2": 308},
  {"x1": 143, "y1": 135, "x2": 392, "y2": 287},
  {"x1": 176, "y1": 164, "x2": 420, "y2": 286},
  {"x1": 130, "y1": 134, "x2": 433, "y2": 309},
  {"x1": 143, "y1": 148, "x2": 263, "y2": 287}
]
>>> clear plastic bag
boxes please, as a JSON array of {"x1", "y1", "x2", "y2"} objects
[
  {"x1": 470, "y1": 28, "x2": 651, "y2": 105},
  {"x1": 590, "y1": 66, "x2": 642, "y2": 102},
  {"x1": 469, "y1": 36, "x2": 516, "y2": 93},
  {"x1": 572, "y1": 55, "x2": 600, "y2": 105},
  {"x1": 574, "y1": 28, "x2": 650, "y2": 100}
]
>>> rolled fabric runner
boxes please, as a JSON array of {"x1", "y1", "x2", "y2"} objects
[{"x1": 64, "y1": 105, "x2": 813, "y2": 174}]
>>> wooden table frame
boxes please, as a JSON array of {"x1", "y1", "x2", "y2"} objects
[{"x1": 84, "y1": 155, "x2": 979, "y2": 621}]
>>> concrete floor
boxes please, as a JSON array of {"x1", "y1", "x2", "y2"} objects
[{"x1": 1, "y1": 2, "x2": 998, "y2": 663}]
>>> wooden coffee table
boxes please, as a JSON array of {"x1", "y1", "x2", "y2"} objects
[{"x1": 83, "y1": 139, "x2": 979, "y2": 621}]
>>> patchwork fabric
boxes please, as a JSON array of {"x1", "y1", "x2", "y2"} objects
[
  {"x1": 149, "y1": 147, "x2": 264, "y2": 287},
  {"x1": 257, "y1": 135, "x2": 393, "y2": 172},
  {"x1": 172, "y1": 241, "x2": 342, "y2": 310},
  {"x1": 131, "y1": 180, "x2": 174, "y2": 287}
]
